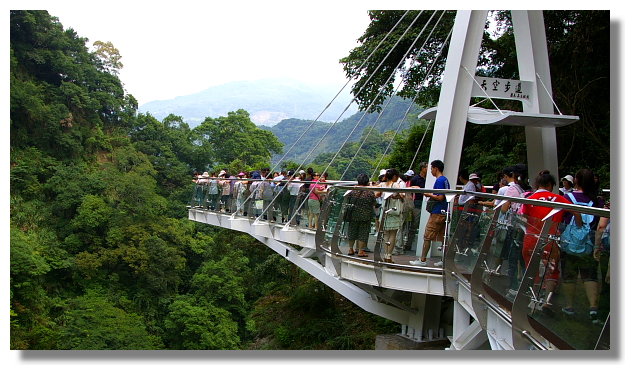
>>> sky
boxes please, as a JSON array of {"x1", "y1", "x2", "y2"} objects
[{"x1": 41, "y1": 1, "x2": 376, "y2": 106}]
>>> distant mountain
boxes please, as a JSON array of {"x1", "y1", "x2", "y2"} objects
[
  {"x1": 138, "y1": 78, "x2": 358, "y2": 127},
  {"x1": 267, "y1": 96, "x2": 423, "y2": 164}
]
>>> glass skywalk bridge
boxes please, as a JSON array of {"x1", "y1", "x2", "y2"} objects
[{"x1": 188, "y1": 178, "x2": 611, "y2": 350}]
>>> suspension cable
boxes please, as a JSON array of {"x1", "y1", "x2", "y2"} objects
[
  {"x1": 340, "y1": 10, "x2": 445, "y2": 179},
  {"x1": 408, "y1": 119, "x2": 432, "y2": 171},
  {"x1": 535, "y1": 73, "x2": 563, "y2": 115},
  {"x1": 461, "y1": 65, "x2": 504, "y2": 115},
  {"x1": 231, "y1": 11, "x2": 412, "y2": 218},
  {"x1": 372, "y1": 20, "x2": 453, "y2": 178},
  {"x1": 406, "y1": 26, "x2": 454, "y2": 172},
  {"x1": 277, "y1": 10, "x2": 429, "y2": 226}
]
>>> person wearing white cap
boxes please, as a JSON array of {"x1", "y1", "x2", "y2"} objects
[
  {"x1": 560, "y1": 174, "x2": 574, "y2": 195},
  {"x1": 456, "y1": 170, "x2": 481, "y2": 252},
  {"x1": 458, "y1": 171, "x2": 480, "y2": 206}
]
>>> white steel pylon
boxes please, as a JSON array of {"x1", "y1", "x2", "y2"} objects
[
  {"x1": 416, "y1": 10, "x2": 571, "y2": 259},
  {"x1": 425, "y1": 10, "x2": 564, "y2": 189}
]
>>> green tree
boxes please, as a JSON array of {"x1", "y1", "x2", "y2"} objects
[
  {"x1": 193, "y1": 109, "x2": 283, "y2": 168},
  {"x1": 10, "y1": 11, "x2": 136, "y2": 159},
  {"x1": 163, "y1": 295, "x2": 240, "y2": 349}
]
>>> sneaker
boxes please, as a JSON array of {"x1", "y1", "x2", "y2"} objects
[
  {"x1": 561, "y1": 307, "x2": 575, "y2": 316},
  {"x1": 409, "y1": 259, "x2": 427, "y2": 266},
  {"x1": 589, "y1": 309, "x2": 600, "y2": 324},
  {"x1": 505, "y1": 289, "x2": 518, "y2": 299},
  {"x1": 433, "y1": 260, "x2": 444, "y2": 267}
]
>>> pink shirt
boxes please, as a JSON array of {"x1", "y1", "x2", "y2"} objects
[{"x1": 309, "y1": 180, "x2": 325, "y2": 200}]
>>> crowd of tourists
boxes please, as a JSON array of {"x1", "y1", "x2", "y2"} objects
[
  {"x1": 190, "y1": 167, "x2": 329, "y2": 229},
  {"x1": 190, "y1": 161, "x2": 610, "y2": 323}
]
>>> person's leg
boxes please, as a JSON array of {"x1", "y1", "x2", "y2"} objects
[
  {"x1": 384, "y1": 230, "x2": 397, "y2": 261},
  {"x1": 347, "y1": 221, "x2": 358, "y2": 254},
  {"x1": 584, "y1": 281, "x2": 599, "y2": 309},
  {"x1": 421, "y1": 240, "x2": 432, "y2": 261},
  {"x1": 561, "y1": 282, "x2": 576, "y2": 310}
]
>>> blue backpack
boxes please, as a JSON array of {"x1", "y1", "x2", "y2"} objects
[{"x1": 560, "y1": 193, "x2": 594, "y2": 255}]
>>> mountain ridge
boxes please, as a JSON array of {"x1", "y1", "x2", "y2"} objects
[{"x1": 138, "y1": 78, "x2": 358, "y2": 127}]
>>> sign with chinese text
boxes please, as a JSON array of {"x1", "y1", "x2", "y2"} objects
[{"x1": 471, "y1": 76, "x2": 534, "y2": 103}]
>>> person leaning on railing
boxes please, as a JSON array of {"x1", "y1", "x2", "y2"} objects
[{"x1": 345, "y1": 173, "x2": 376, "y2": 258}]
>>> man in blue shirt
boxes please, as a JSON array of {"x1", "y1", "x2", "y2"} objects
[{"x1": 410, "y1": 160, "x2": 450, "y2": 267}]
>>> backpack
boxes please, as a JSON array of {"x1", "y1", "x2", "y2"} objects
[
  {"x1": 262, "y1": 181, "x2": 274, "y2": 200},
  {"x1": 601, "y1": 221, "x2": 610, "y2": 254},
  {"x1": 560, "y1": 193, "x2": 594, "y2": 255}
]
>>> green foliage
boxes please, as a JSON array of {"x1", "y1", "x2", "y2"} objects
[
  {"x1": 10, "y1": 11, "x2": 136, "y2": 159},
  {"x1": 163, "y1": 295, "x2": 240, "y2": 349},
  {"x1": 341, "y1": 10, "x2": 456, "y2": 112},
  {"x1": 248, "y1": 271, "x2": 400, "y2": 350},
  {"x1": 58, "y1": 289, "x2": 163, "y2": 349},
  {"x1": 10, "y1": 147, "x2": 59, "y2": 199},
  {"x1": 194, "y1": 109, "x2": 283, "y2": 169}
]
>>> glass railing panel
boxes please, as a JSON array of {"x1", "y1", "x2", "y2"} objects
[
  {"x1": 516, "y1": 215, "x2": 609, "y2": 350},
  {"x1": 372, "y1": 193, "x2": 415, "y2": 266},
  {"x1": 451, "y1": 204, "x2": 494, "y2": 278},
  {"x1": 232, "y1": 180, "x2": 250, "y2": 217},
  {"x1": 394, "y1": 194, "x2": 419, "y2": 261},
  {"x1": 190, "y1": 182, "x2": 205, "y2": 208},
  {"x1": 478, "y1": 209, "x2": 528, "y2": 308},
  {"x1": 326, "y1": 188, "x2": 349, "y2": 255},
  {"x1": 205, "y1": 180, "x2": 221, "y2": 211},
  {"x1": 286, "y1": 181, "x2": 314, "y2": 229}
]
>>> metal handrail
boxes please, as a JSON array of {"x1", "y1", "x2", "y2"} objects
[
  {"x1": 193, "y1": 177, "x2": 357, "y2": 186},
  {"x1": 329, "y1": 185, "x2": 610, "y2": 217}
]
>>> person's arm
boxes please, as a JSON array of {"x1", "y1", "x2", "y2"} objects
[
  {"x1": 424, "y1": 192, "x2": 444, "y2": 201},
  {"x1": 593, "y1": 216, "x2": 609, "y2": 261}
]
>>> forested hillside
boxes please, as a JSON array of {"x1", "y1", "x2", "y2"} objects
[
  {"x1": 269, "y1": 96, "x2": 422, "y2": 167},
  {"x1": 9, "y1": 10, "x2": 398, "y2": 350}
]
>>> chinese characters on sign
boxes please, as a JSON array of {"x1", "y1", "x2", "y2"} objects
[{"x1": 471, "y1": 76, "x2": 533, "y2": 103}]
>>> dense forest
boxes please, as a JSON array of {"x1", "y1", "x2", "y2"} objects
[
  {"x1": 9, "y1": 10, "x2": 399, "y2": 350},
  {"x1": 9, "y1": 9, "x2": 610, "y2": 350}
]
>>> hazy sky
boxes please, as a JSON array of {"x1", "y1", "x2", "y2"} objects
[{"x1": 37, "y1": 1, "x2": 382, "y2": 105}]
